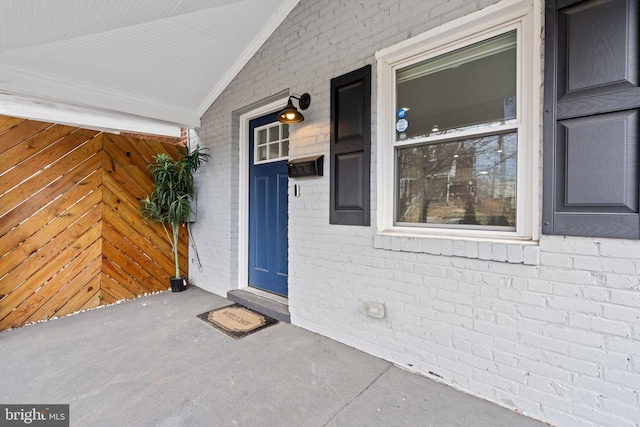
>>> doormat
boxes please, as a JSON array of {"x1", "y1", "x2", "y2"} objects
[{"x1": 197, "y1": 304, "x2": 278, "y2": 339}]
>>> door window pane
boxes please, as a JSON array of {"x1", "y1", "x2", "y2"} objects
[
  {"x1": 269, "y1": 143, "x2": 280, "y2": 159},
  {"x1": 257, "y1": 146, "x2": 267, "y2": 162},
  {"x1": 258, "y1": 129, "x2": 267, "y2": 144},
  {"x1": 269, "y1": 126, "x2": 279, "y2": 142}
]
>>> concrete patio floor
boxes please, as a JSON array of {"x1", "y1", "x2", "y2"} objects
[{"x1": 0, "y1": 286, "x2": 548, "y2": 427}]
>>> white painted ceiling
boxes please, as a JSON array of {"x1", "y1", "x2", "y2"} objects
[{"x1": 0, "y1": 0, "x2": 298, "y2": 132}]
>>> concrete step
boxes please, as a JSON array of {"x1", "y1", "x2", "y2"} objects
[{"x1": 227, "y1": 289, "x2": 290, "y2": 323}]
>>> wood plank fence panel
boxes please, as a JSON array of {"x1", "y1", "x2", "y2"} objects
[
  {"x1": 135, "y1": 137, "x2": 179, "y2": 165},
  {"x1": 0, "y1": 116, "x2": 25, "y2": 135},
  {"x1": 102, "y1": 222, "x2": 167, "y2": 291},
  {"x1": 0, "y1": 146, "x2": 102, "y2": 237},
  {"x1": 99, "y1": 272, "x2": 137, "y2": 302},
  {"x1": 55, "y1": 274, "x2": 103, "y2": 318},
  {"x1": 2, "y1": 236, "x2": 103, "y2": 328},
  {"x1": 101, "y1": 202, "x2": 175, "y2": 276},
  {"x1": 26, "y1": 256, "x2": 103, "y2": 323},
  {"x1": 0, "y1": 124, "x2": 76, "y2": 175},
  {"x1": 102, "y1": 241, "x2": 154, "y2": 296},
  {"x1": 0, "y1": 170, "x2": 102, "y2": 257},
  {"x1": 0, "y1": 115, "x2": 188, "y2": 331},
  {"x1": 102, "y1": 135, "x2": 189, "y2": 268},
  {"x1": 0, "y1": 215, "x2": 103, "y2": 325},
  {"x1": 103, "y1": 134, "x2": 153, "y2": 200},
  {"x1": 0, "y1": 191, "x2": 103, "y2": 297},
  {"x1": 0, "y1": 131, "x2": 101, "y2": 217},
  {"x1": 101, "y1": 154, "x2": 175, "y2": 262},
  {"x1": 178, "y1": 225, "x2": 189, "y2": 274},
  {"x1": 0, "y1": 119, "x2": 52, "y2": 154},
  {"x1": 0, "y1": 128, "x2": 98, "y2": 197},
  {"x1": 0, "y1": 189, "x2": 102, "y2": 280}
]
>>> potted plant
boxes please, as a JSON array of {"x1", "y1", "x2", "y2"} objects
[{"x1": 140, "y1": 145, "x2": 209, "y2": 292}]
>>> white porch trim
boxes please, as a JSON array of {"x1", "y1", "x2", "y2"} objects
[{"x1": 0, "y1": 93, "x2": 183, "y2": 137}]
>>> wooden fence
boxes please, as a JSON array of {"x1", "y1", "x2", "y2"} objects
[{"x1": 0, "y1": 115, "x2": 188, "y2": 331}]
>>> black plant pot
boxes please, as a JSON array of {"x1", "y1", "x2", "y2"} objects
[{"x1": 170, "y1": 276, "x2": 187, "y2": 292}]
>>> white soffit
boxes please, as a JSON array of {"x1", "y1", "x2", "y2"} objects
[{"x1": 0, "y1": 0, "x2": 299, "y2": 132}]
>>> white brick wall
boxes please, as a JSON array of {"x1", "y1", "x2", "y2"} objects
[{"x1": 190, "y1": 1, "x2": 640, "y2": 426}]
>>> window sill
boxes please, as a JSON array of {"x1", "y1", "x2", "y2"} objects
[{"x1": 373, "y1": 231, "x2": 539, "y2": 265}]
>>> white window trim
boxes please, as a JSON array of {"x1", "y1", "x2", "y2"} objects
[{"x1": 375, "y1": 0, "x2": 540, "y2": 244}]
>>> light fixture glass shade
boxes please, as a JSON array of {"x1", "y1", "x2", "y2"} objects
[{"x1": 277, "y1": 98, "x2": 305, "y2": 124}]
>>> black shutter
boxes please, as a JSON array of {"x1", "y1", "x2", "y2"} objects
[
  {"x1": 330, "y1": 65, "x2": 372, "y2": 226},
  {"x1": 543, "y1": 0, "x2": 640, "y2": 238}
]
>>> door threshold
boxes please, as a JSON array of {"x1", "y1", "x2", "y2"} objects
[
  {"x1": 245, "y1": 286, "x2": 288, "y2": 305},
  {"x1": 227, "y1": 288, "x2": 290, "y2": 323}
]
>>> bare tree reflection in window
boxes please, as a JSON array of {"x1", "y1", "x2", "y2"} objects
[{"x1": 396, "y1": 133, "x2": 516, "y2": 228}]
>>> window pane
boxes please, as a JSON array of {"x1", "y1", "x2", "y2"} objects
[
  {"x1": 282, "y1": 139, "x2": 289, "y2": 157},
  {"x1": 396, "y1": 31, "x2": 517, "y2": 141},
  {"x1": 258, "y1": 129, "x2": 267, "y2": 145},
  {"x1": 268, "y1": 143, "x2": 279, "y2": 159},
  {"x1": 282, "y1": 124, "x2": 289, "y2": 139},
  {"x1": 257, "y1": 146, "x2": 267, "y2": 162},
  {"x1": 268, "y1": 126, "x2": 279, "y2": 142},
  {"x1": 395, "y1": 132, "x2": 517, "y2": 228}
]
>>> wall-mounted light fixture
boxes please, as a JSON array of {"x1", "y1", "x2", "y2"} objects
[{"x1": 277, "y1": 93, "x2": 311, "y2": 124}]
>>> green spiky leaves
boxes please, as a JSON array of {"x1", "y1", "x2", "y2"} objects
[{"x1": 140, "y1": 145, "x2": 210, "y2": 278}]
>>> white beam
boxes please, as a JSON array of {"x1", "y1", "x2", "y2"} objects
[{"x1": 0, "y1": 94, "x2": 183, "y2": 137}]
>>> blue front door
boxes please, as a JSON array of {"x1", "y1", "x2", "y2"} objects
[{"x1": 248, "y1": 112, "x2": 289, "y2": 296}]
